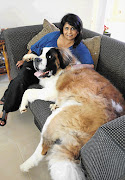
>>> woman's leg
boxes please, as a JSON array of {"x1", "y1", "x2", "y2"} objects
[
  {"x1": 0, "y1": 77, "x2": 26, "y2": 126},
  {"x1": 0, "y1": 88, "x2": 9, "y2": 105},
  {"x1": 0, "y1": 61, "x2": 39, "y2": 126}
]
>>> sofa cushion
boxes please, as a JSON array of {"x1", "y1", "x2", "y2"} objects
[
  {"x1": 27, "y1": 19, "x2": 59, "y2": 50},
  {"x1": 82, "y1": 36, "x2": 101, "y2": 69}
]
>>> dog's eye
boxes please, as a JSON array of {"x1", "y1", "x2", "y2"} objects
[{"x1": 48, "y1": 55, "x2": 51, "y2": 59}]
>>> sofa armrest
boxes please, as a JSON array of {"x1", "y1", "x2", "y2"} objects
[
  {"x1": 80, "y1": 116, "x2": 125, "y2": 180},
  {"x1": 3, "y1": 24, "x2": 43, "y2": 78}
]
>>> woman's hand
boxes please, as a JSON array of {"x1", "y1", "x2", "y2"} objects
[
  {"x1": 16, "y1": 60, "x2": 24, "y2": 68},
  {"x1": 16, "y1": 50, "x2": 32, "y2": 69}
]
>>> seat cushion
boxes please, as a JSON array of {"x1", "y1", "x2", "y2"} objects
[{"x1": 29, "y1": 99, "x2": 53, "y2": 131}]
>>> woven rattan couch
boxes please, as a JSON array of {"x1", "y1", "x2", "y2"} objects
[{"x1": 3, "y1": 23, "x2": 125, "y2": 180}]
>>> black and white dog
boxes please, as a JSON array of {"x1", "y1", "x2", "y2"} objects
[{"x1": 20, "y1": 47, "x2": 80, "y2": 113}]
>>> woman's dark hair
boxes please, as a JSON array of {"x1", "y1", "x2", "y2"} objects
[{"x1": 60, "y1": 13, "x2": 83, "y2": 48}]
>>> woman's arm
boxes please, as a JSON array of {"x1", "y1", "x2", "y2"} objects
[{"x1": 74, "y1": 43, "x2": 94, "y2": 66}]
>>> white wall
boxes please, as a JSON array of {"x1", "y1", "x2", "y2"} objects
[
  {"x1": 1, "y1": 0, "x2": 124, "y2": 42},
  {"x1": 0, "y1": 0, "x2": 95, "y2": 30}
]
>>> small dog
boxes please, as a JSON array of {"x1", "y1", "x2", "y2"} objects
[{"x1": 20, "y1": 47, "x2": 125, "y2": 180}]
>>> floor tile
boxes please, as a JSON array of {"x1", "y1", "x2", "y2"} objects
[
  {"x1": 0, "y1": 142, "x2": 30, "y2": 180},
  {"x1": 0, "y1": 80, "x2": 51, "y2": 180}
]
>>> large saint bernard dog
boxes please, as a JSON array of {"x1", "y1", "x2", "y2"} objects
[{"x1": 20, "y1": 47, "x2": 125, "y2": 180}]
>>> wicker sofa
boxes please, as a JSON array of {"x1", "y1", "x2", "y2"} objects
[{"x1": 3, "y1": 23, "x2": 125, "y2": 180}]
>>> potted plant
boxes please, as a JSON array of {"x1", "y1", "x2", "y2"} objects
[{"x1": 103, "y1": 25, "x2": 111, "y2": 37}]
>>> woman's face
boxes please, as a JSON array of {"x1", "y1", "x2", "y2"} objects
[{"x1": 63, "y1": 22, "x2": 78, "y2": 41}]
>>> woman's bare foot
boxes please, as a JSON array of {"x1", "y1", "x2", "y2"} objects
[{"x1": 0, "y1": 111, "x2": 8, "y2": 126}]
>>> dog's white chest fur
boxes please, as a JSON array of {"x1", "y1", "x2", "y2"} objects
[{"x1": 39, "y1": 73, "x2": 60, "y2": 89}]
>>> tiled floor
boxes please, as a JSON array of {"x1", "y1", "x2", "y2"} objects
[{"x1": 0, "y1": 75, "x2": 51, "y2": 180}]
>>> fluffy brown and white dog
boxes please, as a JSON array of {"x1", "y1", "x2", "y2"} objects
[{"x1": 20, "y1": 47, "x2": 125, "y2": 180}]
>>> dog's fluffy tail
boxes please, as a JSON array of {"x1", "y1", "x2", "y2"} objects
[
  {"x1": 48, "y1": 159, "x2": 85, "y2": 180},
  {"x1": 47, "y1": 145, "x2": 86, "y2": 180}
]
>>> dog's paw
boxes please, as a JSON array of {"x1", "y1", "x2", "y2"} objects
[
  {"x1": 20, "y1": 163, "x2": 29, "y2": 172},
  {"x1": 23, "y1": 54, "x2": 37, "y2": 62},
  {"x1": 50, "y1": 104, "x2": 59, "y2": 111},
  {"x1": 20, "y1": 105, "x2": 28, "y2": 114}
]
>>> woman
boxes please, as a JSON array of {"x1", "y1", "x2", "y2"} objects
[{"x1": 0, "y1": 13, "x2": 94, "y2": 126}]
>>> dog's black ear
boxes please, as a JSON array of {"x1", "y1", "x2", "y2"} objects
[
  {"x1": 40, "y1": 49, "x2": 43, "y2": 55},
  {"x1": 56, "y1": 48, "x2": 73, "y2": 69},
  {"x1": 32, "y1": 50, "x2": 43, "y2": 56},
  {"x1": 32, "y1": 51, "x2": 38, "y2": 56},
  {"x1": 56, "y1": 49, "x2": 67, "y2": 69}
]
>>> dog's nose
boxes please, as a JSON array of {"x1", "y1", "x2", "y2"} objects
[{"x1": 35, "y1": 58, "x2": 42, "y2": 62}]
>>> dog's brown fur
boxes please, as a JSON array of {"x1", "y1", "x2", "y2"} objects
[{"x1": 41, "y1": 67, "x2": 125, "y2": 162}]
